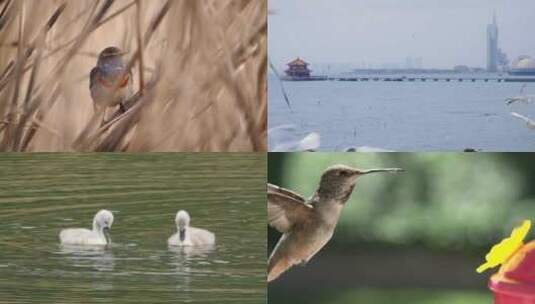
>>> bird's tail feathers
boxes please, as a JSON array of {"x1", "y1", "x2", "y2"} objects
[{"x1": 268, "y1": 255, "x2": 292, "y2": 282}]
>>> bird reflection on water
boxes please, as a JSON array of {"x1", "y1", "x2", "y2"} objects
[{"x1": 56, "y1": 245, "x2": 115, "y2": 272}]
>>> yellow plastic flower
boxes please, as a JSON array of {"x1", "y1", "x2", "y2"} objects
[{"x1": 477, "y1": 220, "x2": 531, "y2": 273}]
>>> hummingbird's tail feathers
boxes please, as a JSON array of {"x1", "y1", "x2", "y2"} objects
[
  {"x1": 268, "y1": 191, "x2": 314, "y2": 233},
  {"x1": 267, "y1": 255, "x2": 292, "y2": 282}
]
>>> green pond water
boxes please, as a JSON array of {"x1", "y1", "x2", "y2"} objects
[{"x1": 0, "y1": 153, "x2": 266, "y2": 303}]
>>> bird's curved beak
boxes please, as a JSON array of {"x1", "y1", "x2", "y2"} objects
[
  {"x1": 103, "y1": 227, "x2": 112, "y2": 245},
  {"x1": 358, "y1": 168, "x2": 404, "y2": 175}
]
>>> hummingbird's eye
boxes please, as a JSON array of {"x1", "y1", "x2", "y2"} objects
[{"x1": 339, "y1": 170, "x2": 349, "y2": 176}]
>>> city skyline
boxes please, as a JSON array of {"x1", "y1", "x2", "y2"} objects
[{"x1": 269, "y1": 0, "x2": 535, "y2": 70}]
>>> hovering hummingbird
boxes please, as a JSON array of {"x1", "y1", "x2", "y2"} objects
[
  {"x1": 267, "y1": 164, "x2": 403, "y2": 282},
  {"x1": 89, "y1": 46, "x2": 132, "y2": 114}
]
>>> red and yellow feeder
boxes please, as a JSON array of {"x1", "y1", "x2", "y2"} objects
[{"x1": 478, "y1": 220, "x2": 535, "y2": 303}]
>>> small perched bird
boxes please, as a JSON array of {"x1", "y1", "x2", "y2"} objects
[
  {"x1": 90, "y1": 47, "x2": 132, "y2": 113},
  {"x1": 168, "y1": 210, "x2": 215, "y2": 246},
  {"x1": 59, "y1": 209, "x2": 114, "y2": 246},
  {"x1": 267, "y1": 165, "x2": 403, "y2": 282}
]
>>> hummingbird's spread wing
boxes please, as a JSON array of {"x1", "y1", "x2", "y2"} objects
[
  {"x1": 268, "y1": 183, "x2": 306, "y2": 203},
  {"x1": 268, "y1": 183, "x2": 313, "y2": 233}
]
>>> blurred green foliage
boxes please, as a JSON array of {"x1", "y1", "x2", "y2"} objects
[
  {"x1": 268, "y1": 153, "x2": 535, "y2": 251},
  {"x1": 270, "y1": 288, "x2": 491, "y2": 304}
]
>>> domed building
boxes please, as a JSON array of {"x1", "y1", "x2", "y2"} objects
[{"x1": 510, "y1": 56, "x2": 535, "y2": 76}]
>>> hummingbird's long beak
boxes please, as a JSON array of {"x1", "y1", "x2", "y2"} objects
[{"x1": 358, "y1": 168, "x2": 404, "y2": 175}]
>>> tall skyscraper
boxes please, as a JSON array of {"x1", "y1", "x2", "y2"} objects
[{"x1": 487, "y1": 13, "x2": 499, "y2": 72}]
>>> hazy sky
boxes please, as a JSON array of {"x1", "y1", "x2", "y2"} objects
[{"x1": 269, "y1": 0, "x2": 535, "y2": 70}]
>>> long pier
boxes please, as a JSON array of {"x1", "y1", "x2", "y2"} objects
[{"x1": 326, "y1": 76, "x2": 535, "y2": 83}]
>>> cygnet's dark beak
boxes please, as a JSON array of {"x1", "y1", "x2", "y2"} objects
[
  {"x1": 103, "y1": 227, "x2": 112, "y2": 245},
  {"x1": 179, "y1": 228, "x2": 186, "y2": 242}
]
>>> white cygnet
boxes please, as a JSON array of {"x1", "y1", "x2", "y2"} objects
[
  {"x1": 59, "y1": 209, "x2": 114, "y2": 246},
  {"x1": 168, "y1": 210, "x2": 215, "y2": 246}
]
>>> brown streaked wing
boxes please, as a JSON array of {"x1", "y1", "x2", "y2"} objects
[
  {"x1": 268, "y1": 183, "x2": 306, "y2": 203},
  {"x1": 268, "y1": 184, "x2": 313, "y2": 233},
  {"x1": 89, "y1": 67, "x2": 98, "y2": 90}
]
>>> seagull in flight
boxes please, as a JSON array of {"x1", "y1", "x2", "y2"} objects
[
  {"x1": 511, "y1": 112, "x2": 535, "y2": 129},
  {"x1": 506, "y1": 95, "x2": 535, "y2": 105}
]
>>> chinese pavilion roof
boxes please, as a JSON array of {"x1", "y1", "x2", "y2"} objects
[{"x1": 287, "y1": 57, "x2": 308, "y2": 66}]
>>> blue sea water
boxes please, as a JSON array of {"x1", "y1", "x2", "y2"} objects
[{"x1": 268, "y1": 73, "x2": 535, "y2": 151}]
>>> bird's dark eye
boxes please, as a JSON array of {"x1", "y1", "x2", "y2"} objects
[{"x1": 339, "y1": 170, "x2": 349, "y2": 176}]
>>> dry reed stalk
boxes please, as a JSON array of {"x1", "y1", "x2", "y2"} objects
[
  {"x1": 0, "y1": 0, "x2": 266, "y2": 151},
  {"x1": 135, "y1": 0, "x2": 144, "y2": 94}
]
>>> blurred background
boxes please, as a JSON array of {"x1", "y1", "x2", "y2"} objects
[{"x1": 268, "y1": 153, "x2": 535, "y2": 304}]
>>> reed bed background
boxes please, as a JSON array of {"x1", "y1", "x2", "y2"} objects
[{"x1": 0, "y1": 0, "x2": 266, "y2": 151}]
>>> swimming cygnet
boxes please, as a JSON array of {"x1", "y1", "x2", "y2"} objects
[
  {"x1": 59, "y1": 209, "x2": 114, "y2": 246},
  {"x1": 168, "y1": 210, "x2": 215, "y2": 246}
]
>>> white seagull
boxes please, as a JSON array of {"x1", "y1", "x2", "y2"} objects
[
  {"x1": 506, "y1": 95, "x2": 535, "y2": 105},
  {"x1": 59, "y1": 210, "x2": 114, "y2": 246},
  {"x1": 511, "y1": 112, "x2": 535, "y2": 130},
  {"x1": 269, "y1": 125, "x2": 321, "y2": 152},
  {"x1": 168, "y1": 210, "x2": 215, "y2": 246}
]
